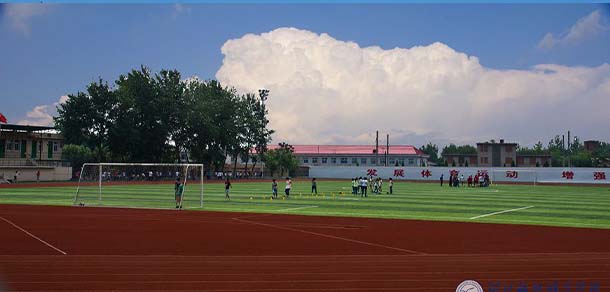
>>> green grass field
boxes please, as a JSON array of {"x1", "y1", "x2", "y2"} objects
[{"x1": 1, "y1": 180, "x2": 610, "y2": 229}]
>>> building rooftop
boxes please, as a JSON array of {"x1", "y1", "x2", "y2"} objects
[
  {"x1": 266, "y1": 145, "x2": 427, "y2": 156},
  {"x1": 0, "y1": 123, "x2": 56, "y2": 133}
]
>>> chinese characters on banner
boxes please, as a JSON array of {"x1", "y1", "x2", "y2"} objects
[
  {"x1": 506, "y1": 171, "x2": 519, "y2": 179},
  {"x1": 420, "y1": 169, "x2": 431, "y2": 178},
  {"x1": 366, "y1": 169, "x2": 377, "y2": 177},
  {"x1": 593, "y1": 171, "x2": 606, "y2": 180},
  {"x1": 394, "y1": 169, "x2": 405, "y2": 177},
  {"x1": 562, "y1": 171, "x2": 574, "y2": 180}
]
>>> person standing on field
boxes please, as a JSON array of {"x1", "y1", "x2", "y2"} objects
[
  {"x1": 272, "y1": 179, "x2": 278, "y2": 199},
  {"x1": 388, "y1": 178, "x2": 394, "y2": 194},
  {"x1": 285, "y1": 177, "x2": 292, "y2": 198},
  {"x1": 175, "y1": 180, "x2": 184, "y2": 209},
  {"x1": 361, "y1": 177, "x2": 368, "y2": 197},
  {"x1": 311, "y1": 178, "x2": 318, "y2": 195},
  {"x1": 36, "y1": 170, "x2": 40, "y2": 183},
  {"x1": 224, "y1": 178, "x2": 232, "y2": 200},
  {"x1": 440, "y1": 174, "x2": 444, "y2": 187}
]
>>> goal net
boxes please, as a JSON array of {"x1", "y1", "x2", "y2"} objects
[{"x1": 73, "y1": 163, "x2": 204, "y2": 209}]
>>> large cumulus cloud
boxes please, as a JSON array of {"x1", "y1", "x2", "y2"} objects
[{"x1": 217, "y1": 27, "x2": 610, "y2": 146}]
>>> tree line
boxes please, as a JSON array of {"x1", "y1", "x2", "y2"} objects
[
  {"x1": 55, "y1": 66, "x2": 276, "y2": 174},
  {"x1": 419, "y1": 136, "x2": 610, "y2": 167}
]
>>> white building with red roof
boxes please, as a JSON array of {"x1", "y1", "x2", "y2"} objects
[{"x1": 267, "y1": 144, "x2": 429, "y2": 167}]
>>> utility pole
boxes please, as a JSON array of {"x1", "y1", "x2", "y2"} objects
[
  {"x1": 258, "y1": 89, "x2": 269, "y2": 177},
  {"x1": 375, "y1": 131, "x2": 379, "y2": 166},
  {"x1": 386, "y1": 134, "x2": 389, "y2": 167}
]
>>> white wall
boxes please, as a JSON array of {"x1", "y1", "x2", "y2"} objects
[
  {"x1": 309, "y1": 166, "x2": 610, "y2": 184},
  {"x1": 0, "y1": 166, "x2": 72, "y2": 182}
]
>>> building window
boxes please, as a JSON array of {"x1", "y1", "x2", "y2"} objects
[
  {"x1": 311, "y1": 158, "x2": 318, "y2": 164},
  {"x1": 14, "y1": 141, "x2": 20, "y2": 151},
  {"x1": 351, "y1": 158, "x2": 357, "y2": 164},
  {"x1": 303, "y1": 158, "x2": 309, "y2": 164},
  {"x1": 7, "y1": 140, "x2": 13, "y2": 151},
  {"x1": 480, "y1": 145, "x2": 488, "y2": 152},
  {"x1": 380, "y1": 158, "x2": 386, "y2": 164},
  {"x1": 322, "y1": 158, "x2": 327, "y2": 164},
  {"x1": 331, "y1": 157, "x2": 337, "y2": 164},
  {"x1": 53, "y1": 142, "x2": 59, "y2": 152},
  {"x1": 389, "y1": 158, "x2": 395, "y2": 165},
  {"x1": 408, "y1": 158, "x2": 414, "y2": 165},
  {"x1": 505, "y1": 146, "x2": 512, "y2": 153},
  {"x1": 361, "y1": 158, "x2": 367, "y2": 165},
  {"x1": 340, "y1": 157, "x2": 348, "y2": 164},
  {"x1": 398, "y1": 158, "x2": 405, "y2": 166}
]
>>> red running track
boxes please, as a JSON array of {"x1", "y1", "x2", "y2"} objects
[{"x1": 0, "y1": 204, "x2": 609, "y2": 291}]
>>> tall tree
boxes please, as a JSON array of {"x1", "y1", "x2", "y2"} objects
[{"x1": 419, "y1": 142, "x2": 439, "y2": 164}]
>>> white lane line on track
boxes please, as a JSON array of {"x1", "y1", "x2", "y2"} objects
[
  {"x1": 276, "y1": 206, "x2": 318, "y2": 212},
  {"x1": 470, "y1": 206, "x2": 534, "y2": 220},
  {"x1": 0, "y1": 216, "x2": 67, "y2": 255}
]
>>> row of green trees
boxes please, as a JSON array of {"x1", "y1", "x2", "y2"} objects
[
  {"x1": 518, "y1": 136, "x2": 610, "y2": 167},
  {"x1": 56, "y1": 66, "x2": 276, "y2": 174},
  {"x1": 419, "y1": 136, "x2": 610, "y2": 167}
]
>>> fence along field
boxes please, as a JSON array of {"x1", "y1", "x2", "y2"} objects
[{"x1": 310, "y1": 166, "x2": 610, "y2": 184}]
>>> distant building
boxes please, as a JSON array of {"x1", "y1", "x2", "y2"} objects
[
  {"x1": 584, "y1": 140, "x2": 600, "y2": 152},
  {"x1": 443, "y1": 153, "x2": 477, "y2": 167},
  {"x1": 268, "y1": 145, "x2": 429, "y2": 167},
  {"x1": 477, "y1": 139, "x2": 518, "y2": 167},
  {"x1": 0, "y1": 124, "x2": 64, "y2": 164},
  {"x1": 0, "y1": 124, "x2": 71, "y2": 182},
  {"x1": 441, "y1": 139, "x2": 552, "y2": 167},
  {"x1": 516, "y1": 154, "x2": 552, "y2": 167}
]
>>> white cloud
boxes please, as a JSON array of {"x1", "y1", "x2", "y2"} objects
[
  {"x1": 217, "y1": 27, "x2": 610, "y2": 147},
  {"x1": 3, "y1": 3, "x2": 48, "y2": 36},
  {"x1": 18, "y1": 95, "x2": 69, "y2": 127},
  {"x1": 172, "y1": 4, "x2": 191, "y2": 18},
  {"x1": 538, "y1": 10, "x2": 609, "y2": 49}
]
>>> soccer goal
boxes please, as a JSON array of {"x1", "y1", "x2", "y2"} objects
[{"x1": 73, "y1": 163, "x2": 204, "y2": 209}]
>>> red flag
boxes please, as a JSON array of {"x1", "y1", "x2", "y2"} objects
[{"x1": 0, "y1": 113, "x2": 7, "y2": 124}]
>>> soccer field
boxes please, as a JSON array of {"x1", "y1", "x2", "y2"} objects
[{"x1": 1, "y1": 180, "x2": 609, "y2": 229}]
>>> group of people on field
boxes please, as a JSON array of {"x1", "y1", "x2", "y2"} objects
[
  {"x1": 177, "y1": 175, "x2": 402, "y2": 209},
  {"x1": 223, "y1": 176, "x2": 296, "y2": 201},
  {"x1": 351, "y1": 177, "x2": 394, "y2": 197},
  {"x1": 441, "y1": 173, "x2": 490, "y2": 187}
]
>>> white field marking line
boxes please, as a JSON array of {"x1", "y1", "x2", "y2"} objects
[
  {"x1": 275, "y1": 206, "x2": 318, "y2": 212},
  {"x1": 233, "y1": 217, "x2": 424, "y2": 255},
  {"x1": 470, "y1": 206, "x2": 534, "y2": 220},
  {"x1": 0, "y1": 216, "x2": 67, "y2": 255}
]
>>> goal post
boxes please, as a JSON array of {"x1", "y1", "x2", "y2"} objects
[{"x1": 73, "y1": 163, "x2": 204, "y2": 209}]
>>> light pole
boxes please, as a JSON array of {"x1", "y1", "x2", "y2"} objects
[{"x1": 258, "y1": 89, "x2": 269, "y2": 178}]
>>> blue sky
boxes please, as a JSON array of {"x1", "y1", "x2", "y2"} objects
[{"x1": 1, "y1": 3, "x2": 609, "y2": 145}]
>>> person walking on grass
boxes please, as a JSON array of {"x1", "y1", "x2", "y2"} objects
[
  {"x1": 311, "y1": 178, "x2": 318, "y2": 195},
  {"x1": 285, "y1": 177, "x2": 292, "y2": 198},
  {"x1": 225, "y1": 178, "x2": 232, "y2": 200},
  {"x1": 388, "y1": 178, "x2": 394, "y2": 194},
  {"x1": 272, "y1": 178, "x2": 278, "y2": 199}
]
